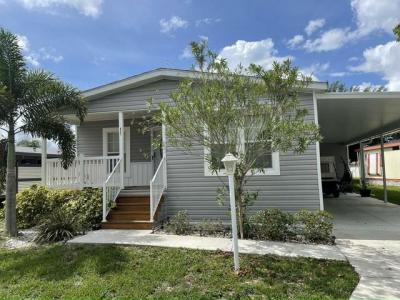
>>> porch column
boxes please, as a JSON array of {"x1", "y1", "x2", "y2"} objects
[
  {"x1": 118, "y1": 112, "x2": 124, "y2": 189},
  {"x1": 41, "y1": 138, "x2": 47, "y2": 185},
  {"x1": 359, "y1": 141, "x2": 366, "y2": 189},
  {"x1": 380, "y1": 135, "x2": 388, "y2": 203}
]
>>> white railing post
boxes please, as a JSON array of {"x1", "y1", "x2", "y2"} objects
[
  {"x1": 162, "y1": 122, "x2": 167, "y2": 189},
  {"x1": 150, "y1": 183, "x2": 154, "y2": 222},
  {"x1": 102, "y1": 183, "x2": 107, "y2": 222},
  {"x1": 118, "y1": 112, "x2": 124, "y2": 189},
  {"x1": 41, "y1": 138, "x2": 47, "y2": 185},
  {"x1": 79, "y1": 153, "x2": 85, "y2": 189}
]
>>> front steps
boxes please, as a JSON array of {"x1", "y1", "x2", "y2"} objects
[{"x1": 102, "y1": 188, "x2": 154, "y2": 230}]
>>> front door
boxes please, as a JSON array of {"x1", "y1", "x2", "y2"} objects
[
  {"x1": 103, "y1": 127, "x2": 130, "y2": 185},
  {"x1": 151, "y1": 126, "x2": 163, "y2": 173}
]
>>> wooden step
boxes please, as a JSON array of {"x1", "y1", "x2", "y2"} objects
[
  {"x1": 107, "y1": 213, "x2": 149, "y2": 221},
  {"x1": 101, "y1": 221, "x2": 153, "y2": 230},
  {"x1": 116, "y1": 197, "x2": 149, "y2": 204}
]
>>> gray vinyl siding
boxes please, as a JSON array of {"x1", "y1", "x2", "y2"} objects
[
  {"x1": 77, "y1": 119, "x2": 151, "y2": 162},
  {"x1": 165, "y1": 94, "x2": 320, "y2": 221},
  {"x1": 86, "y1": 80, "x2": 177, "y2": 113},
  {"x1": 81, "y1": 79, "x2": 320, "y2": 220}
]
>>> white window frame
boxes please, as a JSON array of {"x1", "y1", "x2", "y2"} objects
[
  {"x1": 102, "y1": 127, "x2": 131, "y2": 176},
  {"x1": 204, "y1": 129, "x2": 280, "y2": 176}
]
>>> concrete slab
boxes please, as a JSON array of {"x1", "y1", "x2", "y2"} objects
[
  {"x1": 325, "y1": 193, "x2": 400, "y2": 240},
  {"x1": 69, "y1": 229, "x2": 346, "y2": 261},
  {"x1": 337, "y1": 239, "x2": 400, "y2": 300}
]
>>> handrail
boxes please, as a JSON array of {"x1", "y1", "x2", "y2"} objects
[
  {"x1": 150, "y1": 156, "x2": 167, "y2": 222},
  {"x1": 46, "y1": 156, "x2": 120, "y2": 188},
  {"x1": 102, "y1": 159, "x2": 122, "y2": 222}
]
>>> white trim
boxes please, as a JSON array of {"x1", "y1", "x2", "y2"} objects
[
  {"x1": 203, "y1": 129, "x2": 280, "y2": 177},
  {"x1": 316, "y1": 91, "x2": 400, "y2": 100},
  {"x1": 313, "y1": 91, "x2": 324, "y2": 211},
  {"x1": 102, "y1": 126, "x2": 131, "y2": 177}
]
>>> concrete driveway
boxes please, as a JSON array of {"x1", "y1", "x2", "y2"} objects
[
  {"x1": 326, "y1": 194, "x2": 400, "y2": 299},
  {"x1": 325, "y1": 193, "x2": 400, "y2": 240}
]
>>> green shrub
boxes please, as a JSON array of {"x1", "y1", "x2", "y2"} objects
[
  {"x1": 16, "y1": 185, "x2": 51, "y2": 229},
  {"x1": 248, "y1": 208, "x2": 292, "y2": 241},
  {"x1": 294, "y1": 210, "x2": 334, "y2": 243},
  {"x1": 34, "y1": 209, "x2": 78, "y2": 243},
  {"x1": 197, "y1": 219, "x2": 225, "y2": 236},
  {"x1": 63, "y1": 188, "x2": 103, "y2": 230},
  {"x1": 16, "y1": 185, "x2": 103, "y2": 231},
  {"x1": 165, "y1": 210, "x2": 192, "y2": 235}
]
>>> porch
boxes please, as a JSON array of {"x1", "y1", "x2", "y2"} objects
[{"x1": 41, "y1": 111, "x2": 167, "y2": 228}]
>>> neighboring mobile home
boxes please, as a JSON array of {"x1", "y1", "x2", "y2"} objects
[{"x1": 41, "y1": 68, "x2": 400, "y2": 229}]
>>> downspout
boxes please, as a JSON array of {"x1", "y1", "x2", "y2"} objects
[{"x1": 313, "y1": 91, "x2": 324, "y2": 210}]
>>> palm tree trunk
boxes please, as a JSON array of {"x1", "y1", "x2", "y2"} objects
[{"x1": 5, "y1": 123, "x2": 17, "y2": 237}]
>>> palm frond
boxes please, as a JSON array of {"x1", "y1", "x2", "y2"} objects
[
  {"x1": 0, "y1": 28, "x2": 26, "y2": 99},
  {"x1": 20, "y1": 69, "x2": 87, "y2": 122},
  {"x1": 21, "y1": 116, "x2": 76, "y2": 168}
]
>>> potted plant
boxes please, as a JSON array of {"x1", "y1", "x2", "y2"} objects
[{"x1": 359, "y1": 179, "x2": 371, "y2": 197}]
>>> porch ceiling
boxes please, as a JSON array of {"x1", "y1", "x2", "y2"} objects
[{"x1": 317, "y1": 92, "x2": 400, "y2": 145}]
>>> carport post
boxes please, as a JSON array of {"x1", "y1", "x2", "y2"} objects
[
  {"x1": 359, "y1": 142, "x2": 366, "y2": 189},
  {"x1": 380, "y1": 135, "x2": 388, "y2": 203}
]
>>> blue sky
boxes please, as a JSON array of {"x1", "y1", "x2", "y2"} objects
[{"x1": 1, "y1": 0, "x2": 399, "y2": 91}]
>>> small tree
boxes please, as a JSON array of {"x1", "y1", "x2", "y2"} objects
[
  {"x1": 17, "y1": 139, "x2": 41, "y2": 149},
  {"x1": 0, "y1": 28, "x2": 86, "y2": 236},
  {"x1": 159, "y1": 41, "x2": 320, "y2": 238}
]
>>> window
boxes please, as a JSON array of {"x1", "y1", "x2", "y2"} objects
[{"x1": 204, "y1": 130, "x2": 280, "y2": 176}]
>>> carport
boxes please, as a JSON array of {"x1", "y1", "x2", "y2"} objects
[{"x1": 314, "y1": 91, "x2": 400, "y2": 239}]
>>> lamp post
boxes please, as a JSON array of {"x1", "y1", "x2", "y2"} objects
[{"x1": 221, "y1": 153, "x2": 240, "y2": 271}]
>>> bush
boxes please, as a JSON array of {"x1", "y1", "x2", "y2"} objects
[
  {"x1": 294, "y1": 210, "x2": 334, "y2": 243},
  {"x1": 197, "y1": 219, "x2": 225, "y2": 236},
  {"x1": 16, "y1": 185, "x2": 52, "y2": 229},
  {"x1": 248, "y1": 208, "x2": 292, "y2": 241},
  {"x1": 16, "y1": 185, "x2": 103, "y2": 231},
  {"x1": 165, "y1": 210, "x2": 192, "y2": 235},
  {"x1": 34, "y1": 209, "x2": 78, "y2": 243}
]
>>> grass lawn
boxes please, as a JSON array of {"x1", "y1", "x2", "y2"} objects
[
  {"x1": 0, "y1": 244, "x2": 358, "y2": 300},
  {"x1": 353, "y1": 180, "x2": 400, "y2": 205}
]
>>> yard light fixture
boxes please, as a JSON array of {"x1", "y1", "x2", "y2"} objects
[{"x1": 221, "y1": 153, "x2": 240, "y2": 271}]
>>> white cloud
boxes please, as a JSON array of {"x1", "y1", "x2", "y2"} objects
[
  {"x1": 16, "y1": 34, "x2": 30, "y2": 51},
  {"x1": 16, "y1": 34, "x2": 63, "y2": 66},
  {"x1": 301, "y1": 62, "x2": 330, "y2": 81},
  {"x1": 287, "y1": 35, "x2": 304, "y2": 48},
  {"x1": 195, "y1": 17, "x2": 221, "y2": 27},
  {"x1": 219, "y1": 39, "x2": 292, "y2": 70},
  {"x1": 330, "y1": 72, "x2": 348, "y2": 77},
  {"x1": 304, "y1": 28, "x2": 353, "y2": 52},
  {"x1": 305, "y1": 18, "x2": 326, "y2": 36},
  {"x1": 298, "y1": 0, "x2": 400, "y2": 53},
  {"x1": 350, "y1": 41, "x2": 400, "y2": 91},
  {"x1": 180, "y1": 45, "x2": 192, "y2": 59},
  {"x1": 351, "y1": 0, "x2": 400, "y2": 36},
  {"x1": 16, "y1": 0, "x2": 103, "y2": 17},
  {"x1": 160, "y1": 16, "x2": 188, "y2": 34}
]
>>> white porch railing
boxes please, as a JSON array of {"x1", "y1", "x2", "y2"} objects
[
  {"x1": 102, "y1": 159, "x2": 122, "y2": 222},
  {"x1": 46, "y1": 156, "x2": 120, "y2": 188},
  {"x1": 150, "y1": 156, "x2": 167, "y2": 222}
]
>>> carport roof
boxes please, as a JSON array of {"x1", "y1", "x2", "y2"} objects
[{"x1": 316, "y1": 92, "x2": 400, "y2": 145}]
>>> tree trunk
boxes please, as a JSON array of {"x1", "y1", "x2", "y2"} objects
[
  {"x1": 5, "y1": 123, "x2": 17, "y2": 237},
  {"x1": 235, "y1": 175, "x2": 245, "y2": 239}
]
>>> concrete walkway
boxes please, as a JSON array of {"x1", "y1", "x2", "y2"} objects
[
  {"x1": 337, "y1": 239, "x2": 400, "y2": 300},
  {"x1": 69, "y1": 229, "x2": 346, "y2": 261},
  {"x1": 325, "y1": 193, "x2": 400, "y2": 240}
]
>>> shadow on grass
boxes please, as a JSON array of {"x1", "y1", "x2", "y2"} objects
[{"x1": 0, "y1": 244, "x2": 130, "y2": 282}]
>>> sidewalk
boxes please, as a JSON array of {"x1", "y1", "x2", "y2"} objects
[{"x1": 68, "y1": 229, "x2": 345, "y2": 260}]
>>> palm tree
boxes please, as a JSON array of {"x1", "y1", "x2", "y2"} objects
[{"x1": 0, "y1": 28, "x2": 87, "y2": 236}]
